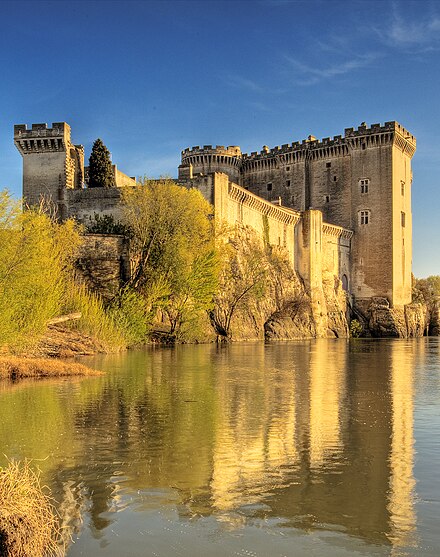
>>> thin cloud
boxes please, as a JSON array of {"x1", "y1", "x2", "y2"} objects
[
  {"x1": 227, "y1": 75, "x2": 264, "y2": 93},
  {"x1": 285, "y1": 53, "x2": 378, "y2": 85},
  {"x1": 376, "y1": 4, "x2": 440, "y2": 49}
]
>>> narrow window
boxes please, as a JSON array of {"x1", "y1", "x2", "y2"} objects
[
  {"x1": 286, "y1": 166, "x2": 290, "y2": 172},
  {"x1": 401, "y1": 181, "x2": 405, "y2": 196},
  {"x1": 359, "y1": 210, "x2": 370, "y2": 225},
  {"x1": 286, "y1": 180, "x2": 291, "y2": 187},
  {"x1": 267, "y1": 182, "x2": 272, "y2": 191},
  {"x1": 326, "y1": 162, "x2": 331, "y2": 168},
  {"x1": 360, "y1": 178, "x2": 369, "y2": 194},
  {"x1": 325, "y1": 195, "x2": 330, "y2": 203},
  {"x1": 333, "y1": 176, "x2": 337, "y2": 182},
  {"x1": 401, "y1": 211, "x2": 406, "y2": 227}
]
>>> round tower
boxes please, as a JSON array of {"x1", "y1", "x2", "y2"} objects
[{"x1": 179, "y1": 145, "x2": 242, "y2": 184}]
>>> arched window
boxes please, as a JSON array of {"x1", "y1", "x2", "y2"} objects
[{"x1": 342, "y1": 274, "x2": 349, "y2": 291}]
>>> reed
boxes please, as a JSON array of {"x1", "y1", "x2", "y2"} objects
[{"x1": 0, "y1": 460, "x2": 64, "y2": 556}]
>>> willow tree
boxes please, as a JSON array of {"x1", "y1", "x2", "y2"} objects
[
  {"x1": 88, "y1": 139, "x2": 115, "y2": 188},
  {"x1": 121, "y1": 179, "x2": 218, "y2": 337}
]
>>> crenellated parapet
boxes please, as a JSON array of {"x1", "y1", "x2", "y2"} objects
[
  {"x1": 240, "y1": 121, "x2": 416, "y2": 166},
  {"x1": 181, "y1": 145, "x2": 242, "y2": 167},
  {"x1": 344, "y1": 121, "x2": 416, "y2": 157},
  {"x1": 180, "y1": 145, "x2": 243, "y2": 182},
  {"x1": 181, "y1": 122, "x2": 416, "y2": 178},
  {"x1": 14, "y1": 122, "x2": 76, "y2": 155}
]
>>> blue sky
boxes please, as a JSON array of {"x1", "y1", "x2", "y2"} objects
[{"x1": 0, "y1": 0, "x2": 439, "y2": 277}]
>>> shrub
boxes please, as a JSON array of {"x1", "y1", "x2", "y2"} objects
[
  {"x1": 0, "y1": 460, "x2": 64, "y2": 556},
  {"x1": 350, "y1": 319, "x2": 363, "y2": 338}
]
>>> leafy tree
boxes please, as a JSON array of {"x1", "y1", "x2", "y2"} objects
[
  {"x1": 88, "y1": 139, "x2": 115, "y2": 188},
  {"x1": 412, "y1": 274, "x2": 440, "y2": 306},
  {"x1": 0, "y1": 191, "x2": 82, "y2": 348},
  {"x1": 121, "y1": 179, "x2": 218, "y2": 338}
]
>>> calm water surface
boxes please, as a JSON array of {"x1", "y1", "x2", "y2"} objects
[{"x1": 0, "y1": 338, "x2": 439, "y2": 556}]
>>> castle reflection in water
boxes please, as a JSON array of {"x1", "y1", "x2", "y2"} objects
[{"x1": 0, "y1": 338, "x2": 433, "y2": 552}]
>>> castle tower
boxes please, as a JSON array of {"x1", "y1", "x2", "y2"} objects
[
  {"x1": 343, "y1": 122, "x2": 416, "y2": 307},
  {"x1": 14, "y1": 122, "x2": 84, "y2": 220},
  {"x1": 182, "y1": 121, "x2": 416, "y2": 309},
  {"x1": 179, "y1": 145, "x2": 242, "y2": 184}
]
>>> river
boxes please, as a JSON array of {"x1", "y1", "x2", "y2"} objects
[{"x1": 0, "y1": 338, "x2": 439, "y2": 556}]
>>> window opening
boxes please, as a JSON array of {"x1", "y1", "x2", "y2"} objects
[
  {"x1": 360, "y1": 179, "x2": 369, "y2": 194},
  {"x1": 359, "y1": 210, "x2": 370, "y2": 225}
]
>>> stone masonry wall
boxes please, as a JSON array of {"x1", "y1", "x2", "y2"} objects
[{"x1": 75, "y1": 234, "x2": 130, "y2": 302}]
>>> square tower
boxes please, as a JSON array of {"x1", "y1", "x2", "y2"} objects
[{"x1": 14, "y1": 122, "x2": 84, "y2": 220}]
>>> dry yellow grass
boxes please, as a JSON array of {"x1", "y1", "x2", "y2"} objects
[
  {"x1": 0, "y1": 356, "x2": 102, "y2": 380},
  {"x1": 0, "y1": 460, "x2": 65, "y2": 556}
]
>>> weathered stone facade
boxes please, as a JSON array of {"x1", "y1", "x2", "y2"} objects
[
  {"x1": 179, "y1": 122, "x2": 416, "y2": 310},
  {"x1": 75, "y1": 234, "x2": 130, "y2": 302}
]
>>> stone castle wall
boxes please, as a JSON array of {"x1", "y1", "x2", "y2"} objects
[
  {"x1": 179, "y1": 121, "x2": 416, "y2": 308},
  {"x1": 189, "y1": 172, "x2": 352, "y2": 337}
]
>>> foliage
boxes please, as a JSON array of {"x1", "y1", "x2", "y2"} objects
[
  {"x1": 0, "y1": 190, "x2": 132, "y2": 351},
  {"x1": 209, "y1": 225, "x2": 269, "y2": 340},
  {"x1": 412, "y1": 274, "x2": 440, "y2": 308},
  {"x1": 88, "y1": 138, "x2": 115, "y2": 188},
  {"x1": 349, "y1": 319, "x2": 363, "y2": 338},
  {"x1": 0, "y1": 459, "x2": 64, "y2": 556},
  {"x1": 86, "y1": 213, "x2": 131, "y2": 236},
  {"x1": 121, "y1": 179, "x2": 218, "y2": 339},
  {"x1": 62, "y1": 280, "x2": 127, "y2": 350},
  {"x1": 0, "y1": 192, "x2": 82, "y2": 349},
  {"x1": 107, "y1": 288, "x2": 152, "y2": 345}
]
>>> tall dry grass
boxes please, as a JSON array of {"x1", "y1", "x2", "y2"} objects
[
  {"x1": 0, "y1": 356, "x2": 102, "y2": 380},
  {"x1": 0, "y1": 460, "x2": 64, "y2": 556}
]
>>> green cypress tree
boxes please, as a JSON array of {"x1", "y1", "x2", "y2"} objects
[{"x1": 88, "y1": 138, "x2": 115, "y2": 188}]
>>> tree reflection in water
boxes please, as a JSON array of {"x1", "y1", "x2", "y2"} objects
[{"x1": 0, "y1": 339, "x2": 427, "y2": 554}]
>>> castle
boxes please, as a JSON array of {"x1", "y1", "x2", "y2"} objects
[{"x1": 14, "y1": 120, "x2": 417, "y2": 334}]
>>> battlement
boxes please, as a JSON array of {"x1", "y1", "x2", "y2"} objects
[
  {"x1": 181, "y1": 122, "x2": 416, "y2": 171},
  {"x1": 181, "y1": 145, "x2": 242, "y2": 157},
  {"x1": 14, "y1": 122, "x2": 74, "y2": 155},
  {"x1": 240, "y1": 121, "x2": 415, "y2": 161},
  {"x1": 14, "y1": 122, "x2": 71, "y2": 139},
  {"x1": 344, "y1": 121, "x2": 415, "y2": 143}
]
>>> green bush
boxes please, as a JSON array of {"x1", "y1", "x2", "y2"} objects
[{"x1": 350, "y1": 319, "x2": 363, "y2": 338}]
